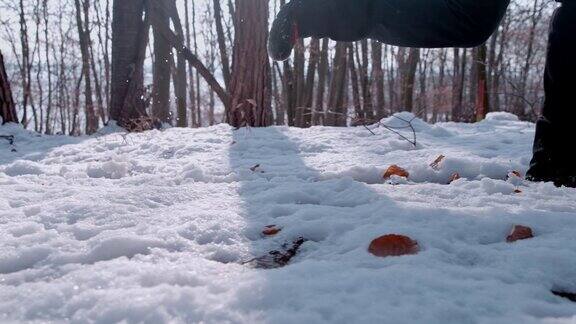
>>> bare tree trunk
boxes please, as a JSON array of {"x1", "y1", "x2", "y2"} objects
[
  {"x1": 0, "y1": 52, "x2": 18, "y2": 124},
  {"x1": 42, "y1": 0, "x2": 53, "y2": 133},
  {"x1": 292, "y1": 40, "x2": 306, "y2": 127},
  {"x1": 74, "y1": 0, "x2": 98, "y2": 134},
  {"x1": 272, "y1": 62, "x2": 284, "y2": 125},
  {"x1": 359, "y1": 40, "x2": 374, "y2": 120},
  {"x1": 229, "y1": 0, "x2": 271, "y2": 127},
  {"x1": 34, "y1": 1, "x2": 44, "y2": 133},
  {"x1": 152, "y1": 0, "x2": 172, "y2": 124},
  {"x1": 184, "y1": 0, "x2": 197, "y2": 127},
  {"x1": 487, "y1": 29, "x2": 499, "y2": 112},
  {"x1": 170, "y1": 0, "x2": 188, "y2": 127},
  {"x1": 474, "y1": 43, "x2": 489, "y2": 121},
  {"x1": 452, "y1": 48, "x2": 467, "y2": 121},
  {"x1": 325, "y1": 42, "x2": 348, "y2": 127},
  {"x1": 387, "y1": 46, "x2": 397, "y2": 112},
  {"x1": 89, "y1": 3, "x2": 106, "y2": 126},
  {"x1": 192, "y1": 1, "x2": 202, "y2": 126},
  {"x1": 372, "y1": 41, "x2": 385, "y2": 118},
  {"x1": 400, "y1": 48, "x2": 420, "y2": 112},
  {"x1": 18, "y1": 0, "x2": 32, "y2": 128},
  {"x1": 110, "y1": 0, "x2": 148, "y2": 127},
  {"x1": 348, "y1": 43, "x2": 363, "y2": 121},
  {"x1": 432, "y1": 49, "x2": 447, "y2": 123},
  {"x1": 418, "y1": 50, "x2": 429, "y2": 121},
  {"x1": 313, "y1": 38, "x2": 328, "y2": 126},
  {"x1": 213, "y1": 0, "x2": 231, "y2": 89}
]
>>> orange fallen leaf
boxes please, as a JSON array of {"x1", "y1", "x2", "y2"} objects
[
  {"x1": 383, "y1": 165, "x2": 409, "y2": 180},
  {"x1": 368, "y1": 234, "x2": 419, "y2": 258},
  {"x1": 448, "y1": 172, "x2": 461, "y2": 184},
  {"x1": 430, "y1": 155, "x2": 446, "y2": 170},
  {"x1": 508, "y1": 170, "x2": 523, "y2": 180},
  {"x1": 262, "y1": 225, "x2": 281, "y2": 236},
  {"x1": 506, "y1": 225, "x2": 534, "y2": 243}
]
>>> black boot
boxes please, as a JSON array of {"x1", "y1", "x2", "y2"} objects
[
  {"x1": 268, "y1": 2, "x2": 298, "y2": 61},
  {"x1": 527, "y1": 2, "x2": 576, "y2": 188}
]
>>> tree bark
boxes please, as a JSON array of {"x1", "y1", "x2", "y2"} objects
[
  {"x1": 152, "y1": 0, "x2": 172, "y2": 124},
  {"x1": 110, "y1": 0, "x2": 148, "y2": 127},
  {"x1": 0, "y1": 52, "x2": 18, "y2": 124},
  {"x1": 313, "y1": 38, "x2": 329, "y2": 126},
  {"x1": 348, "y1": 43, "x2": 363, "y2": 121},
  {"x1": 184, "y1": 0, "x2": 197, "y2": 127},
  {"x1": 325, "y1": 42, "x2": 348, "y2": 127},
  {"x1": 474, "y1": 43, "x2": 490, "y2": 121},
  {"x1": 400, "y1": 48, "x2": 420, "y2": 112},
  {"x1": 170, "y1": 0, "x2": 188, "y2": 127},
  {"x1": 228, "y1": 0, "x2": 271, "y2": 127},
  {"x1": 74, "y1": 0, "x2": 98, "y2": 134},
  {"x1": 213, "y1": 0, "x2": 231, "y2": 89},
  {"x1": 372, "y1": 41, "x2": 385, "y2": 119},
  {"x1": 300, "y1": 38, "x2": 319, "y2": 128}
]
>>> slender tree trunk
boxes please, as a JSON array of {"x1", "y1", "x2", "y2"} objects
[
  {"x1": 184, "y1": 0, "x2": 197, "y2": 127},
  {"x1": 475, "y1": 43, "x2": 489, "y2": 121},
  {"x1": 18, "y1": 0, "x2": 31, "y2": 127},
  {"x1": 325, "y1": 42, "x2": 348, "y2": 127},
  {"x1": 170, "y1": 0, "x2": 188, "y2": 127},
  {"x1": 110, "y1": 0, "x2": 148, "y2": 127},
  {"x1": 192, "y1": 1, "x2": 202, "y2": 126},
  {"x1": 359, "y1": 40, "x2": 374, "y2": 120},
  {"x1": 74, "y1": 0, "x2": 98, "y2": 134},
  {"x1": 152, "y1": 0, "x2": 172, "y2": 124},
  {"x1": 372, "y1": 41, "x2": 385, "y2": 119},
  {"x1": 452, "y1": 48, "x2": 467, "y2": 121},
  {"x1": 213, "y1": 0, "x2": 231, "y2": 89},
  {"x1": 272, "y1": 62, "x2": 284, "y2": 125},
  {"x1": 42, "y1": 0, "x2": 53, "y2": 133},
  {"x1": 0, "y1": 52, "x2": 18, "y2": 124},
  {"x1": 292, "y1": 40, "x2": 305, "y2": 127},
  {"x1": 313, "y1": 38, "x2": 328, "y2": 126},
  {"x1": 348, "y1": 43, "x2": 363, "y2": 121},
  {"x1": 301, "y1": 38, "x2": 319, "y2": 128},
  {"x1": 400, "y1": 48, "x2": 420, "y2": 112}
]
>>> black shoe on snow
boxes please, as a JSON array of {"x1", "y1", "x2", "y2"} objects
[
  {"x1": 268, "y1": 3, "x2": 298, "y2": 61},
  {"x1": 526, "y1": 162, "x2": 576, "y2": 188}
]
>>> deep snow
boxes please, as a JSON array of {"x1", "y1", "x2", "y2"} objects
[{"x1": 1, "y1": 113, "x2": 576, "y2": 323}]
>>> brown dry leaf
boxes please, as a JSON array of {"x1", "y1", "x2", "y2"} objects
[
  {"x1": 430, "y1": 155, "x2": 446, "y2": 170},
  {"x1": 506, "y1": 225, "x2": 534, "y2": 243},
  {"x1": 448, "y1": 172, "x2": 461, "y2": 184},
  {"x1": 383, "y1": 165, "x2": 409, "y2": 180},
  {"x1": 262, "y1": 225, "x2": 281, "y2": 236},
  {"x1": 514, "y1": 189, "x2": 523, "y2": 194},
  {"x1": 508, "y1": 170, "x2": 523, "y2": 180},
  {"x1": 368, "y1": 234, "x2": 419, "y2": 258}
]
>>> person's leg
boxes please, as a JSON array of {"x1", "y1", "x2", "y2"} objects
[
  {"x1": 527, "y1": 2, "x2": 576, "y2": 187},
  {"x1": 369, "y1": 0, "x2": 509, "y2": 48},
  {"x1": 268, "y1": 0, "x2": 510, "y2": 61}
]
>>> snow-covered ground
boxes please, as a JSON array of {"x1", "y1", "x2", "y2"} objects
[{"x1": 1, "y1": 112, "x2": 576, "y2": 323}]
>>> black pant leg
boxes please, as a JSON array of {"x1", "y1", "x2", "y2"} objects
[{"x1": 528, "y1": 3, "x2": 576, "y2": 179}]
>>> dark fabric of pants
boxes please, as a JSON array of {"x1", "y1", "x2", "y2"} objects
[
  {"x1": 528, "y1": 2, "x2": 576, "y2": 179},
  {"x1": 294, "y1": 0, "x2": 510, "y2": 47}
]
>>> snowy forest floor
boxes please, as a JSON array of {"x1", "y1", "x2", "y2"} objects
[{"x1": 1, "y1": 112, "x2": 576, "y2": 323}]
